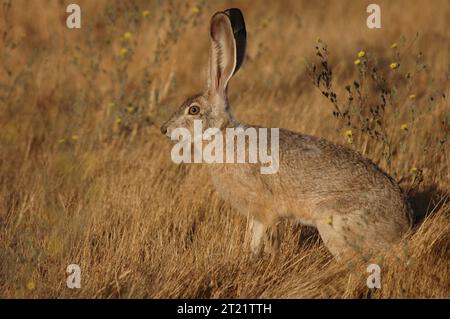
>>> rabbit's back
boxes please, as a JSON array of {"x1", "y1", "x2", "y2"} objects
[{"x1": 209, "y1": 127, "x2": 412, "y2": 254}]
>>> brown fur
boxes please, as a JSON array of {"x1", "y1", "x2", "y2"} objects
[{"x1": 161, "y1": 9, "x2": 412, "y2": 260}]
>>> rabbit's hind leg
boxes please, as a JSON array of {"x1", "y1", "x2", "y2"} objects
[
  {"x1": 316, "y1": 214, "x2": 355, "y2": 261},
  {"x1": 316, "y1": 212, "x2": 383, "y2": 261}
]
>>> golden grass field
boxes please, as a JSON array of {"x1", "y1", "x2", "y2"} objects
[{"x1": 0, "y1": 0, "x2": 449, "y2": 298}]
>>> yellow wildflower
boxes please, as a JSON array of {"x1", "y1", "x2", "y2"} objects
[
  {"x1": 347, "y1": 137, "x2": 353, "y2": 144},
  {"x1": 316, "y1": 36, "x2": 321, "y2": 43},
  {"x1": 390, "y1": 42, "x2": 397, "y2": 49},
  {"x1": 354, "y1": 59, "x2": 361, "y2": 65},
  {"x1": 192, "y1": 7, "x2": 200, "y2": 14},
  {"x1": 325, "y1": 216, "x2": 333, "y2": 226},
  {"x1": 357, "y1": 51, "x2": 365, "y2": 58},
  {"x1": 127, "y1": 107, "x2": 134, "y2": 113},
  {"x1": 345, "y1": 130, "x2": 353, "y2": 137},
  {"x1": 401, "y1": 123, "x2": 408, "y2": 131},
  {"x1": 123, "y1": 32, "x2": 132, "y2": 41},
  {"x1": 58, "y1": 138, "x2": 66, "y2": 144},
  {"x1": 71, "y1": 134, "x2": 79, "y2": 141},
  {"x1": 390, "y1": 62, "x2": 399, "y2": 69},
  {"x1": 119, "y1": 48, "x2": 128, "y2": 58},
  {"x1": 410, "y1": 167, "x2": 418, "y2": 174},
  {"x1": 142, "y1": 10, "x2": 150, "y2": 18},
  {"x1": 115, "y1": 117, "x2": 122, "y2": 124},
  {"x1": 409, "y1": 94, "x2": 416, "y2": 100},
  {"x1": 26, "y1": 280, "x2": 36, "y2": 290}
]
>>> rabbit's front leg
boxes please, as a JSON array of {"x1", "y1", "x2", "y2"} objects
[{"x1": 250, "y1": 219, "x2": 266, "y2": 257}]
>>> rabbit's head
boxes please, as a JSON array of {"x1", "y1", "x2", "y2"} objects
[{"x1": 161, "y1": 8, "x2": 246, "y2": 139}]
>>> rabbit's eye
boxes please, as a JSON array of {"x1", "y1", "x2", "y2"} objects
[{"x1": 188, "y1": 105, "x2": 200, "y2": 115}]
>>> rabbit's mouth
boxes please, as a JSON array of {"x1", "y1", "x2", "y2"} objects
[{"x1": 163, "y1": 128, "x2": 192, "y2": 145}]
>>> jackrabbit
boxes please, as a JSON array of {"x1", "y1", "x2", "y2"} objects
[{"x1": 160, "y1": 8, "x2": 412, "y2": 259}]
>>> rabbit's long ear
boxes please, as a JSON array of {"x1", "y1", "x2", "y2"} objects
[
  {"x1": 209, "y1": 9, "x2": 246, "y2": 96},
  {"x1": 224, "y1": 8, "x2": 246, "y2": 74}
]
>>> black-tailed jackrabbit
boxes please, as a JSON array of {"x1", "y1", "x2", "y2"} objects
[{"x1": 161, "y1": 8, "x2": 412, "y2": 259}]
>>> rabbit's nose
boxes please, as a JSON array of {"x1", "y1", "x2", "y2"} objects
[{"x1": 160, "y1": 125, "x2": 167, "y2": 135}]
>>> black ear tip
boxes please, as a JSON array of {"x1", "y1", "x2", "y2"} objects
[
  {"x1": 223, "y1": 8, "x2": 247, "y2": 73},
  {"x1": 224, "y1": 8, "x2": 246, "y2": 37}
]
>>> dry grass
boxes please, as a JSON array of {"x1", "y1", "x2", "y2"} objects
[{"x1": 0, "y1": 0, "x2": 449, "y2": 298}]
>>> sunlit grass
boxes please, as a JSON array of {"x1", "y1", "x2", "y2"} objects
[{"x1": 0, "y1": 0, "x2": 448, "y2": 298}]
